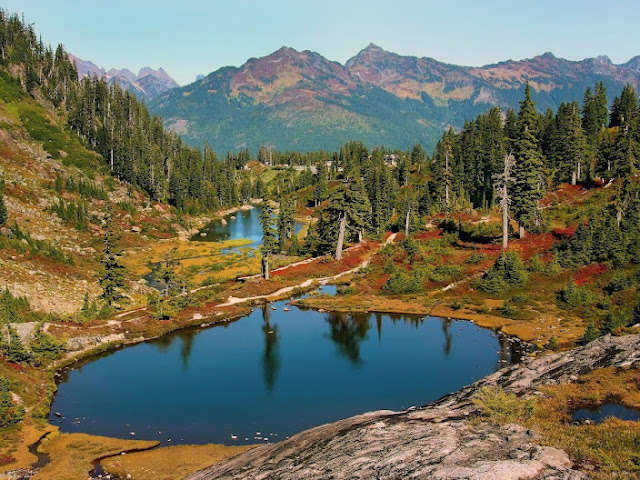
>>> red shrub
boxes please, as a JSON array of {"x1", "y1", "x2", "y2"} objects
[{"x1": 573, "y1": 263, "x2": 608, "y2": 285}]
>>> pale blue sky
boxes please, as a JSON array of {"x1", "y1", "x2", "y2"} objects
[{"x1": 3, "y1": 0, "x2": 639, "y2": 85}]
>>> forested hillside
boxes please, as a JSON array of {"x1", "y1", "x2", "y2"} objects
[{"x1": 0, "y1": 10, "x2": 258, "y2": 213}]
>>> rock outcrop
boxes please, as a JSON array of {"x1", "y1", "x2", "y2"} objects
[{"x1": 186, "y1": 335, "x2": 640, "y2": 480}]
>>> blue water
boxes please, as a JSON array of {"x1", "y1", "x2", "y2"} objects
[
  {"x1": 192, "y1": 206, "x2": 303, "y2": 246},
  {"x1": 50, "y1": 294, "x2": 527, "y2": 446},
  {"x1": 572, "y1": 403, "x2": 640, "y2": 423}
]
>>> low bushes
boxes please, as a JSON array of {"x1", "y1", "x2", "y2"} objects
[{"x1": 478, "y1": 250, "x2": 528, "y2": 294}]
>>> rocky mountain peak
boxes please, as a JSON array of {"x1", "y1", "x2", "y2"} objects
[{"x1": 68, "y1": 54, "x2": 180, "y2": 100}]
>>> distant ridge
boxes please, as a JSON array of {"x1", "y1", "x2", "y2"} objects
[
  {"x1": 68, "y1": 54, "x2": 180, "y2": 101},
  {"x1": 148, "y1": 45, "x2": 640, "y2": 153}
]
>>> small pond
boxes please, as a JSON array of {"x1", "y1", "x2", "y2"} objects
[
  {"x1": 572, "y1": 403, "x2": 640, "y2": 423},
  {"x1": 50, "y1": 288, "x2": 529, "y2": 446},
  {"x1": 192, "y1": 206, "x2": 303, "y2": 247}
]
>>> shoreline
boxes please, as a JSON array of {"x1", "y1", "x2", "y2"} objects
[{"x1": 13, "y1": 230, "x2": 549, "y2": 478}]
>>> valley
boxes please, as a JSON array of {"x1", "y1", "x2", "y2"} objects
[{"x1": 0, "y1": 6, "x2": 639, "y2": 480}]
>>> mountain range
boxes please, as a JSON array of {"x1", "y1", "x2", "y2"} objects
[
  {"x1": 68, "y1": 54, "x2": 180, "y2": 102},
  {"x1": 147, "y1": 44, "x2": 640, "y2": 154}
]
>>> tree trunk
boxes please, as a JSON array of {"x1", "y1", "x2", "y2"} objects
[
  {"x1": 335, "y1": 214, "x2": 347, "y2": 260},
  {"x1": 571, "y1": 169, "x2": 577, "y2": 186},
  {"x1": 502, "y1": 194, "x2": 509, "y2": 250},
  {"x1": 405, "y1": 208, "x2": 411, "y2": 236},
  {"x1": 262, "y1": 254, "x2": 270, "y2": 280},
  {"x1": 519, "y1": 223, "x2": 526, "y2": 239},
  {"x1": 577, "y1": 162, "x2": 582, "y2": 182}
]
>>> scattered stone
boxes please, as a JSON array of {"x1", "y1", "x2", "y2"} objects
[{"x1": 131, "y1": 226, "x2": 142, "y2": 233}]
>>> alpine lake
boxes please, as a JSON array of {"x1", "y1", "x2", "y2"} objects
[{"x1": 50, "y1": 207, "x2": 529, "y2": 446}]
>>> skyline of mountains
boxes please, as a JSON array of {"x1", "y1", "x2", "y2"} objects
[
  {"x1": 146, "y1": 44, "x2": 640, "y2": 153},
  {"x1": 72, "y1": 45, "x2": 640, "y2": 153},
  {"x1": 68, "y1": 54, "x2": 180, "y2": 102}
]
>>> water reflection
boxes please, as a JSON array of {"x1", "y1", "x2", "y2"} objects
[
  {"x1": 193, "y1": 207, "x2": 303, "y2": 245},
  {"x1": 177, "y1": 330, "x2": 196, "y2": 370},
  {"x1": 261, "y1": 304, "x2": 280, "y2": 392},
  {"x1": 51, "y1": 301, "x2": 532, "y2": 446},
  {"x1": 442, "y1": 319, "x2": 452, "y2": 356},
  {"x1": 325, "y1": 313, "x2": 370, "y2": 365}
]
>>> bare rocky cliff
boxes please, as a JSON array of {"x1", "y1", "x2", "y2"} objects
[{"x1": 186, "y1": 335, "x2": 640, "y2": 480}]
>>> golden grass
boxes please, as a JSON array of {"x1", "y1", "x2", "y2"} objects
[
  {"x1": 33, "y1": 432, "x2": 158, "y2": 480},
  {"x1": 122, "y1": 238, "x2": 254, "y2": 278},
  {"x1": 101, "y1": 443, "x2": 256, "y2": 480},
  {"x1": 0, "y1": 423, "x2": 56, "y2": 473},
  {"x1": 293, "y1": 293, "x2": 430, "y2": 315}
]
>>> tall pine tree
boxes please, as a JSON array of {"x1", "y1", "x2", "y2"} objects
[{"x1": 512, "y1": 84, "x2": 545, "y2": 238}]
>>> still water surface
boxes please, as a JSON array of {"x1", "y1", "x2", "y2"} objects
[
  {"x1": 572, "y1": 403, "x2": 640, "y2": 423},
  {"x1": 50, "y1": 289, "x2": 526, "y2": 445},
  {"x1": 192, "y1": 206, "x2": 303, "y2": 246}
]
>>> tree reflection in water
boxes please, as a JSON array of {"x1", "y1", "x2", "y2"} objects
[
  {"x1": 442, "y1": 318, "x2": 452, "y2": 356},
  {"x1": 177, "y1": 329, "x2": 196, "y2": 370},
  {"x1": 325, "y1": 313, "x2": 370, "y2": 365},
  {"x1": 261, "y1": 304, "x2": 280, "y2": 392}
]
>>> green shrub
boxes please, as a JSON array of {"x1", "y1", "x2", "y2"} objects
[
  {"x1": 0, "y1": 378, "x2": 25, "y2": 428},
  {"x1": 1, "y1": 325, "x2": 31, "y2": 364},
  {"x1": 29, "y1": 324, "x2": 65, "y2": 365},
  {"x1": 528, "y1": 255, "x2": 545, "y2": 272},
  {"x1": 606, "y1": 272, "x2": 633, "y2": 293},
  {"x1": 465, "y1": 252, "x2": 488, "y2": 264},
  {"x1": 429, "y1": 264, "x2": 461, "y2": 283},
  {"x1": 499, "y1": 302, "x2": 517, "y2": 317},
  {"x1": 383, "y1": 271, "x2": 422, "y2": 295},
  {"x1": 557, "y1": 281, "x2": 597, "y2": 308},
  {"x1": 580, "y1": 322, "x2": 600, "y2": 344},
  {"x1": 479, "y1": 250, "x2": 528, "y2": 294},
  {"x1": 600, "y1": 309, "x2": 633, "y2": 335},
  {"x1": 545, "y1": 257, "x2": 563, "y2": 276},
  {"x1": 48, "y1": 198, "x2": 89, "y2": 230},
  {"x1": 510, "y1": 294, "x2": 530, "y2": 304},
  {"x1": 544, "y1": 336, "x2": 559, "y2": 350},
  {"x1": 117, "y1": 201, "x2": 137, "y2": 215}
]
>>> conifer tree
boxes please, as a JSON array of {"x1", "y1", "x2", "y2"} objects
[
  {"x1": 277, "y1": 195, "x2": 295, "y2": 252},
  {"x1": 551, "y1": 102, "x2": 588, "y2": 185},
  {"x1": 323, "y1": 168, "x2": 371, "y2": 259},
  {"x1": 582, "y1": 82, "x2": 608, "y2": 150},
  {"x1": 259, "y1": 203, "x2": 278, "y2": 279},
  {"x1": 99, "y1": 216, "x2": 126, "y2": 308},
  {"x1": 314, "y1": 161, "x2": 328, "y2": 207},
  {"x1": 512, "y1": 84, "x2": 544, "y2": 237}
]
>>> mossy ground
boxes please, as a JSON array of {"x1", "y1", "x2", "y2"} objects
[
  {"x1": 101, "y1": 443, "x2": 256, "y2": 480},
  {"x1": 33, "y1": 432, "x2": 158, "y2": 480}
]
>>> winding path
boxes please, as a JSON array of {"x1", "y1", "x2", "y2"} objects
[{"x1": 217, "y1": 234, "x2": 397, "y2": 307}]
